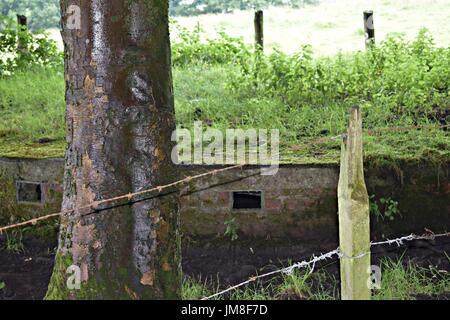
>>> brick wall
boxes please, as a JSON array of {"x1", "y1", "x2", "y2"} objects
[{"x1": 0, "y1": 158, "x2": 448, "y2": 243}]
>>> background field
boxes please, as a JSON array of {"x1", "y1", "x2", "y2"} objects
[{"x1": 46, "y1": 0, "x2": 450, "y2": 56}]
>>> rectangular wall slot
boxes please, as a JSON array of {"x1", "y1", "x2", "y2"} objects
[
  {"x1": 232, "y1": 191, "x2": 262, "y2": 209},
  {"x1": 16, "y1": 181, "x2": 44, "y2": 204}
]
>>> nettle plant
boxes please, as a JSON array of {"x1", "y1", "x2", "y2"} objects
[
  {"x1": 370, "y1": 195, "x2": 401, "y2": 222},
  {"x1": 229, "y1": 29, "x2": 450, "y2": 130},
  {"x1": 0, "y1": 15, "x2": 62, "y2": 75},
  {"x1": 171, "y1": 21, "x2": 252, "y2": 67}
]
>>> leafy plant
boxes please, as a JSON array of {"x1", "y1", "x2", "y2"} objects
[
  {"x1": 0, "y1": 15, "x2": 62, "y2": 76},
  {"x1": 4, "y1": 230, "x2": 25, "y2": 254},
  {"x1": 0, "y1": 281, "x2": 5, "y2": 290},
  {"x1": 171, "y1": 22, "x2": 251, "y2": 67},
  {"x1": 224, "y1": 216, "x2": 239, "y2": 241},
  {"x1": 228, "y1": 29, "x2": 450, "y2": 135},
  {"x1": 370, "y1": 195, "x2": 401, "y2": 221}
]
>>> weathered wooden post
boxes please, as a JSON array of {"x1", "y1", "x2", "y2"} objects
[
  {"x1": 16, "y1": 14, "x2": 28, "y2": 53},
  {"x1": 17, "y1": 14, "x2": 27, "y2": 29},
  {"x1": 338, "y1": 106, "x2": 371, "y2": 300},
  {"x1": 254, "y1": 10, "x2": 264, "y2": 52},
  {"x1": 364, "y1": 11, "x2": 375, "y2": 49}
]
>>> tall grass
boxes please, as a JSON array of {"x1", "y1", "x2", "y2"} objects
[{"x1": 182, "y1": 258, "x2": 450, "y2": 300}]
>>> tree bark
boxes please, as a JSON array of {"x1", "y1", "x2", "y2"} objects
[{"x1": 46, "y1": 0, "x2": 180, "y2": 300}]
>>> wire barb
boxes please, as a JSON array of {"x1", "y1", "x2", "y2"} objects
[{"x1": 201, "y1": 232, "x2": 449, "y2": 300}]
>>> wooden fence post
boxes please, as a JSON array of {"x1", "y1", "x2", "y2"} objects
[
  {"x1": 17, "y1": 14, "x2": 27, "y2": 29},
  {"x1": 364, "y1": 11, "x2": 375, "y2": 49},
  {"x1": 338, "y1": 106, "x2": 371, "y2": 300},
  {"x1": 254, "y1": 10, "x2": 264, "y2": 52},
  {"x1": 16, "y1": 14, "x2": 28, "y2": 53}
]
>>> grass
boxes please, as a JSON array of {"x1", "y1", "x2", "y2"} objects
[
  {"x1": 0, "y1": 66, "x2": 65, "y2": 158},
  {"x1": 0, "y1": 64, "x2": 448, "y2": 165},
  {"x1": 372, "y1": 258, "x2": 450, "y2": 300},
  {"x1": 4, "y1": 231, "x2": 25, "y2": 254},
  {"x1": 182, "y1": 257, "x2": 450, "y2": 300}
]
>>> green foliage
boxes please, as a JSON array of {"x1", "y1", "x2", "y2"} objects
[
  {"x1": 170, "y1": 0, "x2": 319, "y2": 16},
  {"x1": 372, "y1": 258, "x2": 450, "y2": 300},
  {"x1": 0, "y1": 65, "x2": 65, "y2": 142},
  {"x1": 370, "y1": 195, "x2": 401, "y2": 221},
  {"x1": 182, "y1": 277, "x2": 214, "y2": 300},
  {"x1": 171, "y1": 22, "x2": 251, "y2": 66},
  {"x1": 0, "y1": 15, "x2": 62, "y2": 75},
  {"x1": 4, "y1": 230, "x2": 25, "y2": 254},
  {"x1": 182, "y1": 257, "x2": 448, "y2": 300},
  {"x1": 224, "y1": 217, "x2": 239, "y2": 241},
  {"x1": 229, "y1": 29, "x2": 450, "y2": 136},
  {"x1": 0, "y1": 281, "x2": 5, "y2": 290},
  {"x1": 276, "y1": 268, "x2": 337, "y2": 300},
  {"x1": 0, "y1": 0, "x2": 60, "y2": 30},
  {"x1": 0, "y1": 29, "x2": 448, "y2": 166}
]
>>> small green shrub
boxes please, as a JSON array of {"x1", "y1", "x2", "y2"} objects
[
  {"x1": 182, "y1": 277, "x2": 213, "y2": 300},
  {"x1": 229, "y1": 29, "x2": 450, "y2": 135},
  {"x1": 4, "y1": 230, "x2": 25, "y2": 254},
  {"x1": 370, "y1": 195, "x2": 401, "y2": 221},
  {"x1": 171, "y1": 22, "x2": 251, "y2": 66},
  {"x1": 224, "y1": 216, "x2": 239, "y2": 241},
  {"x1": 0, "y1": 15, "x2": 62, "y2": 75}
]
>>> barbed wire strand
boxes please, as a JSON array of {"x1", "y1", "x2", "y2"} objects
[
  {"x1": 0, "y1": 164, "x2": 251, "y2": 234},
  {"x1": 1, "y1": 123, "x2": 448, "y2": 233},
  {"x1": 202, "y1": 232, "x2": 450, "y2": 300}
]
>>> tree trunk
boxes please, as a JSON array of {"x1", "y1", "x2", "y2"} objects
[{"x1": 46, "y1": 0, "x2": 181, "y2": 300}]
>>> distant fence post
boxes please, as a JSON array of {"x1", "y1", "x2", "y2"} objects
[
  {"x1": 17, "y1": 14, "x2": 27, "y2": 29},
  {"x1": 16, "y1": 14, "x2": 28, "y2": 53},
  {"x1": 338, "y1": 106, "x2": 371, "y2": 300},
  {"x1": 254, "y1": 10, "x2": 264, "y2": 52},
  {"x1": 364, "y1": 11, "x2": 375, "y2": 49}
]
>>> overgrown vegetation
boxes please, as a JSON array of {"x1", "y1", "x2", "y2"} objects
[
  {"x1": 182, "y1": 258, "x2": 450, "y2": 300},
  {"x1": 4, "y1": 230, "x2": 25, "y2": 254},
  {"x1": 370, "y1": 196, "x2": 401, "y2": 222},
  {"x1": 171, "y1": 23, "x2": 251, "y2": 67},
  {"x1": 0, "y1": 20, "x2": 449, "y2": 166},
  {"x1": 0, "y1": 15, "x2": 62, "y2": 75}
]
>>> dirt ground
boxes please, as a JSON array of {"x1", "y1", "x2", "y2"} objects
[{"x1": 0, "y1": 235, "x2": 448, "y2": 300}]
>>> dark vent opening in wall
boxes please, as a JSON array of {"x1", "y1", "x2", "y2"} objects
[
  {"x1": 16, "y1": 181, "x2": 43, "y2": 204},
  {"x1": 233, "y1": 191, "x2": 262, "y2": 209}
]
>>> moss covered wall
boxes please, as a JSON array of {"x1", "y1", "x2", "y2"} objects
[
  {"x1": 0, "y1": 158, "x2": 448, "y2": 242},
  {"x1": 0, "y1": 158, "x2": 64, "y2": 227}
]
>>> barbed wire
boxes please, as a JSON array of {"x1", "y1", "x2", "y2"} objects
[
  {"x1": 202, "y1": 231, "x2": 450, "y2": 300},
  {"x1": 1, "y1": 123, "x2": 448, "y2": 233},
  {"x1": 0, "y1": 164, "x2": 250, "y2": 234}
]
